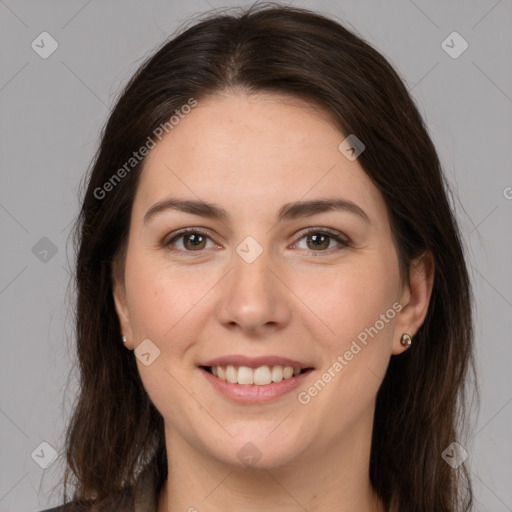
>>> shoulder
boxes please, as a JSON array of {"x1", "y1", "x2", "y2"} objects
[
  {"x1": 37, "y1": 493, "x2": 135, "y2": 512},
  {"x1": 37, "y1": 464, "x2": 158, "y2": 512},
  {"x1": 38, "y1": 506, "x2": 83, "y2": 512},
  {"x1": 37, "y1": 506, "x2": 86, "y2": 512},
  {"x1": 37, "y1": 505, "x2": 97, "y2": 512}
]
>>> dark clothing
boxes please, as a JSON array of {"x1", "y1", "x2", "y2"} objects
[{"x1": 38, "y1": 467, "x2": 157, "y2": 512}]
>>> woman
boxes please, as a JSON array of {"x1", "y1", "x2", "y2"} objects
[{"x1": 42, "y1": 3, "x2": 476, "y2": 511}]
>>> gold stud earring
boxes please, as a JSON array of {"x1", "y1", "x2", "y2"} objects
[{"x1": 400, "y1": 333, "x2": 412, "y2": 347}]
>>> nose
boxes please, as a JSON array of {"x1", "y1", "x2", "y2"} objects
[{"x1": 215, "y1": 246, "x2": 292, "y2": 336}]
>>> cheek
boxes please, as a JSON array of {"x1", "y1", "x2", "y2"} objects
[
  {"x1": 294, "y1": 259, "x2": 399, "y2": 433},
  {"x1": 294, "y1": 254, "x2": 399, "y2": 348},
  {"x1": 123, "y1": 250, "x2": 224, "y2": 351},
  {"x1": 122, "y1": 254, "x2": 210, "y2": 413}
]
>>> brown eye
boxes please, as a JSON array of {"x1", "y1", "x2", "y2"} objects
[
  {"x1": 294, "y1": 229, "x2": 350, "y2": 253},
  {"x1": 165, "y1": 229, "x2": 216, "y2": 254},
  {"x1": 306, "y1": 233, "x2": 330, "y2": 250},
  {"x1": 182, "y1": 233, "x2": 207, "y2": 250}
]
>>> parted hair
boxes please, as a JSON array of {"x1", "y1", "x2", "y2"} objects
[{"x1": 61, "y1": 3, "x2": 477, "y2": 511}]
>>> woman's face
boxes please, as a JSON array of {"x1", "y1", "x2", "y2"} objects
[{"x1": 113, "y1": 93, "x2": 420, "y2": 469}]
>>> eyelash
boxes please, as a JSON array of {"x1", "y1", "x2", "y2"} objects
[{"x1": 163, "y1": 227, "x2": 350, "y2": 257}]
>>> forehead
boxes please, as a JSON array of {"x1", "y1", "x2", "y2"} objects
[{"x1": 133, "y1": 93, "x2": 387, "y2": 225}]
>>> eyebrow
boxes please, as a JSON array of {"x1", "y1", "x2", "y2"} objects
[{"x1": 143, "y1": 197, "x2": 370, "y2": 225}]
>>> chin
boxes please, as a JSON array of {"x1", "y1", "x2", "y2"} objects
[{"x1": 204, "y1": 425, "x2": 312, "y2": 470}]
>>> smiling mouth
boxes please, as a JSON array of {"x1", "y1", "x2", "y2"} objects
[{"x1": 201, "y1": 365, "x2": 313, "y2": 386}]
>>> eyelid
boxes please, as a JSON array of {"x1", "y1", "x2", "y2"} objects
[
  {"x1": 164, "y1": 227, "x2": 220, "y2": 253},
  {"x1": 163, "y1": 226, "x2": 351, "y2": 255},
  {"x1": 291, "y1": 227, "x2": 351, "y2": 250}
]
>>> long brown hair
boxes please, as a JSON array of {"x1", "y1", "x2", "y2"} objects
[{"x1": 61, "y1": 3, "x2": 477, "y2": 510}]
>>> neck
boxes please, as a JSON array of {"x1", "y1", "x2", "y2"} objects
[{"x1": 157, "y1": 408, "x2": 385, "y2": 512}]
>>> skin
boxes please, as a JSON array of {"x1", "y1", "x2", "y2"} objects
[{"x1": 113, "y1": 92, "x2": 434, "y2": 511}]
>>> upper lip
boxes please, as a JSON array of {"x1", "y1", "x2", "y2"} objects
[{"x1": 199, "y1": 355, "x2": 313, "y2": 369}]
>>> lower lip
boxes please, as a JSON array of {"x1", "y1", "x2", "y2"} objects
[{"x1": 200, "y1": 368, "x2": 313, "y2": 404}]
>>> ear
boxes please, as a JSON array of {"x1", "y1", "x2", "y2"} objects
[
  {"x1": 392, "y1": 251, "x2": 434, "y2": 355},
  {"x1": 112, "y1": 274, "x2": 134, "y2": 350}
]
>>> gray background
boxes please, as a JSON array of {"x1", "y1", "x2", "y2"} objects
[{"x1": 1, "y1": 0, "x2": 511, "y2": 510}]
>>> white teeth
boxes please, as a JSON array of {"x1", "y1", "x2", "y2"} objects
[
  {"x1": 271, "y1": 365, "x2": 283, "y2": 382},
  {"x1": 253, "y1": 365, "x2": 272, "y2": 385},
  {"x1": 226, "y1": 365, "x2": 237, "y2": 383},
  {"x1": 283, "y1": 366, "x2": 294, "y2": 379},
  {"x1": 237, "y1": 366, "x2": 254, "y2": 385},
  {"x1": 210, "y1": 364, "x2": 303, "y2": 386}
]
